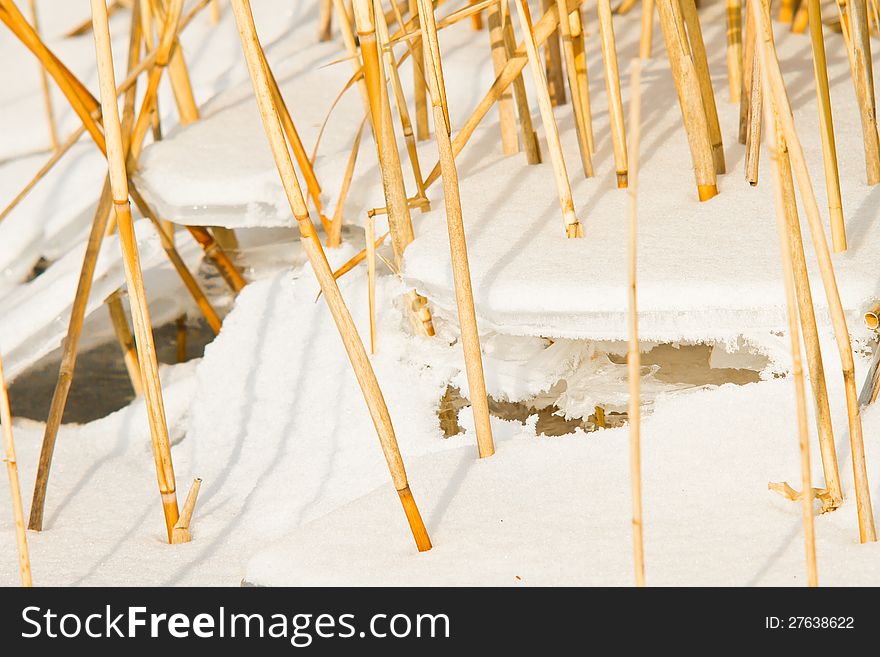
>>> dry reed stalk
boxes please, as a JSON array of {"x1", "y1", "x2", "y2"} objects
[
  {"x1": 175, "y1": 316, "x2": 187, "y2": 362},
  {"x1": 335, "y1": 0, "x2": 373, "y2": 112},
  {"x1": 128, "y1": 0, "x2": 185, "y2": 162},
  {"x1": 808, "y1": 0, "x2": 846, "y2": 252},
  {"x1": 334, "y1": 231, "x2": 389, "y2": 281},
  {"x1": 353, "y1": 0, "x2": 418, "y2": 265},
  {"x1": 27, "y1": 5, "x2": 148, "y2": 529},
  {"x1": 556, "y1": 0, "x2": 593, "y2": 176},
  {"x1": 230, "y1": 0, "x2": 432, "y2": 551},
  {"x1": 261, "y1": 55, "x2": 328, "y2": 226},
  {"x1": 512, "y1": 0, "x2": 583, "y2": 237},
  {"x1": 488, "y1": 1, "x2": 520, "y2": 154},
  {"x1": 774, "y1": 112, "x2": 843, "y2": 508},
  {"x1": 90, "y1": 0, "x2": 181, "y2": 540},
  {"x1": 470, "y1": 0, "x2": 485, "y2": 29},
  {"x1": 778, "y1": 0, "x2": 796, "y2": 23},
  {"x1": 28, "y1": 180, "x2": 116, "y2": 532},
  {"x1": 753, "y1": 0, "x2": 876, "y2": 542},
  {"x1": 726, "y1": 0, "x2": 742, "y2": 103},
  {"x1": 374, "y1": 5, "x2": 429, "y2": 206},
  {"x1": 106, "y1": 290, "x2": 144, "y2": 394},
  {"x1": 764, "y1": 114, "x2": 819, "y2": 586},
  {"x1": 640, "y1": 0, "x2": 655, "y2": 60},
  {"x1": 366, "y1": 212, "x2": 377, "y2": 354},
  {"x1": 679, "y1": 0, "x2": 724, "y2": 174},
  {"x1": 330, "y1": 117, "x2": 367, "y2": 247},
  {"x1": 27, "y1": 0, "x2": 57, "y2": 150},
  {"x1": 792, "y1": 0, "x2": 809, "y2": 32},
  {"x1": 407, "y1": 0, "x2": 430, "y2": 140},
  {"x1": 0, "y1": 351, "x2": 33, "y2": 587},
  {"x1": 626, "y1": 57, "x2": 645, "y2": 588},
  {"x1": 416, "y1": 0, "x2": 495, "y2": 459},
  {"x1": 501, "y1": 1, "x2": 542, "y2": 164},
  {"x1": 354, "y1": 0, "x2": 436, "y2": 337},
  {"x1": 738, "y1": 0, "x2": 756, "y2": 144},
  {"x1": 617, "y1": 0, "x2": 639, "y2": 14},
  {"x1": 570, "y1": 4, "x2": 595, "y2": 153},
  {"x1": 319, "y1": 0, "x2": 333, "y2": 40},
  {"x1": 745, "y1": 51, "x2": 761, "y2": 185},
  {"x1": 655, "y1": 0, "x2": 717, "y2": 200},
  {"x1": 541, "y1": 0, "x2": 566, "y2": 106},
  {"x1": 845, "y1": 0, "x2": 880, "y2": 185},
  {"x1": 597, "y1": 0, "x2": 629, "y2": 187},
  {"x1": 423, "y1": 3, "x2": 563, "y2": 188},
  {"x1": 210, "y1": 0, "x2": 220, "y2": 24}
]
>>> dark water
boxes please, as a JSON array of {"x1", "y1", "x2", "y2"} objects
[{"x1": 8, "y1": 320, "x2": 216, "y2": 425}]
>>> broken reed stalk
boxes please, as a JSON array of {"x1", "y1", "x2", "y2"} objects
[
  {"x1": 655, "y1": 0, "x2": 717, "y2": 200},
  {"x1": 106, "y1": 289, "x2": 144, "y2": 395},
  {"x1": 753, "y1": 0, "x2": 876, "y2": 543},
  {"x1": 640, "y1": 0, "x2": 654, "y2": 60},
  {"x1": 626, "y1": 57, "x2": 645, "y2": 588},
  {"x1": 808, "y1": 0, "x2": 846, "y2": 253},
  {"x1": 845, "y1": 0, "x2": 880, "y2": 185},
  {"x1": 511, "y1": 0, "x2": 582, "y2": 237},
  {"x1": 678, "y1": 0, "x2": 725, "y2": 174},
  {"x1": 726, "y1": 0, "x2": 742, "y2": 103},
  {"x1": 775, "y1": 119, "x2": 843, "y2": 507},
  {"x1": 764, "y1": 115, "x2": 818, "y2": 587},
  {"x1": 353, "y1": 0, "x2": 435, "y2": 338},
  {"x1": 541, "y1": 0, "x2": 566, "y2": 106},
  {"x1": 230, "y1": 0, "x2": 431, "y2": 551},
  {"x1": 90, "y1": 0, "x2": 181, "y2": 541},
  {"x1": 170, "y1": 477, "x2": 201, "y2": 543},
  {"x1": 0, "y1": 351, "x2": 33, "y2": 587},
  {"x1": 210, "y1": 0, "x2": 221, "y2": 24},
  {"x1": 487, "y1": 0, "x2": 520, "y2": 155},
  {"x1": 597, "y1": 0, "x2": 628, "y2": 187},
  {"x1": 556, "y1": 0, "x2": 593, "y2": 176},
  {"x1": 416, "y1": 0, "x2": 495, "y2": 459},
  {"x1": 27, "y1": 0, "x2": 58, "y2": 150}
]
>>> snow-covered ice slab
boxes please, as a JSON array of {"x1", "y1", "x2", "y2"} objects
[
  {"x1": 244, "y1": 380, "x2": 880, "y2": 587},
  {"x1": 404, "y1": 35, "x2": 880, "y2": 344},
  {"x1": 0, "y1": 220, "x2": 198, "y2": 382}
]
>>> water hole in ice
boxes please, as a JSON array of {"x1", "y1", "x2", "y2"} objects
[{"x1": 438, "y1": 343, "x2": 766, "y2": 438}]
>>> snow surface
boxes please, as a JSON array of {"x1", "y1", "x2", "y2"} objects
[{"x1": 2, "y1": 1, "x2": 880, "y2": 587}]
